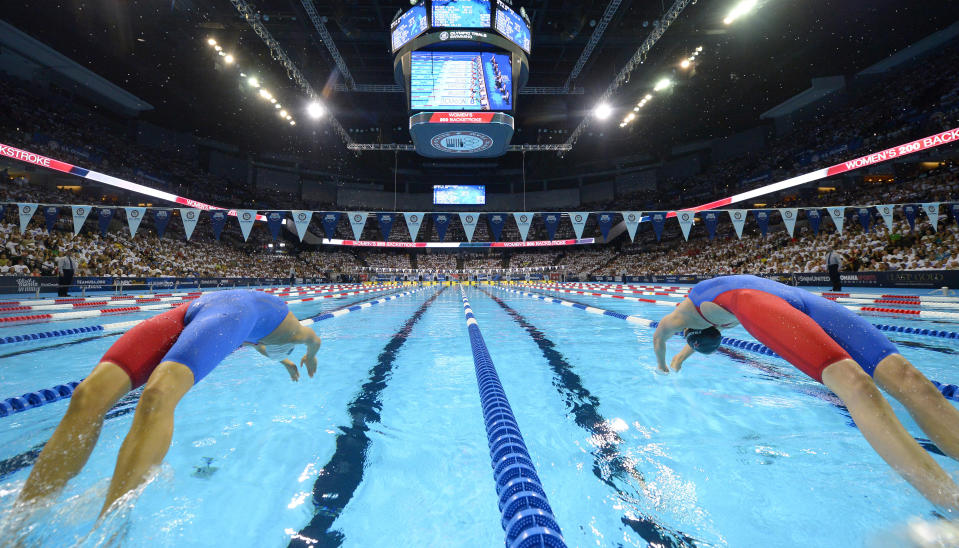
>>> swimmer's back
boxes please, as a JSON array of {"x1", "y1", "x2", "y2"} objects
[
  {"x1": 689, "y1": 275, "x2": 806, "y2": 310},
  {"x1": 187, "y1": 289, "x2": 289, "y2": 340}
]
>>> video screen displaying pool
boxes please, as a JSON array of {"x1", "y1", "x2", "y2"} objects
[{"x1": 410, "y1": 51, "x2": 512, "y2": 111}]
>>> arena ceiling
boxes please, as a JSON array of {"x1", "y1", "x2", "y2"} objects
[{"x1": 4, "y1": 1, "x2": 959, "y2": 186}]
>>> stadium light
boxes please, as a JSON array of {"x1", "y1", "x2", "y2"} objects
[
  {"x1": 224, "y1": 54, "x2": 234, "y2": 64},
  {"x1": 259, "y1": 89, "x2": 272, "y2": 100},
  {"x1": 594, "y1": 103, "x2": 612, "y2": 120},
  {"x1": 290, "y1": 120, "x2": 296, "y2": 126},
  {"x1": 248, "y1": 76, "x2": 260, "y2": 88},
  {"x1": 724, "y1": 0, "x2": 758, "y2": 24},
  {"x1": 207, "y1": 38, "x2": 217, "y2": 46},
  {"x1": 680, "y1": 59, "x2": 690, "y2": 69},
  {"x1": 279, "y1": 110, "x2": 288, "y2": 118},
  {"x1": 654, "y1": 78, "x2": 672, "y2": 92},
  {"x1": 275, "y1": 103, "x2": 281, "y2": 109},
  {"x1": 214, "y1": 45, "x2": 222, "y2": 52},
  {"x1": 307, "y1": 101, "x2": 325, "y2": 119},
  {"x1": 270, "y1": 98, "x2": 277, "y2": 104},
  {"x1": 218, "y1": 51, "x2": 225, "y2": 57}
]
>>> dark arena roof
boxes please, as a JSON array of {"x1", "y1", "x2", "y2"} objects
[{"x1": 3, "y1": 1, "x2": 958, "y2": 190}]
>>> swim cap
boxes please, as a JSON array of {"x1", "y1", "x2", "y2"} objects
[{"x1": 685, "y1": 327, "x2": 721, "y2": 354}]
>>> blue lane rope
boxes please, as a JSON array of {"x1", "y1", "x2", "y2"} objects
[
  {"x1": 460, "y1": 292, "x2": 567, "y2": 548},
  {"x1": 524, "y1": 285, "x2": 959, "y2": 341},
  {"x1": 492, "y1": 286, "x2": 959, "y2": 404},
  {"x1": 0, "y1": 286, "x2": 405, "y2": 346},
  {"x1": 0, "y1": 288, "x2": 425, "y2": 419}
]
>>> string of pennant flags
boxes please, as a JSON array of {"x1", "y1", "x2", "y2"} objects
[{"x1": 3, "y1": 202, "x2": 956, "y2": 245}]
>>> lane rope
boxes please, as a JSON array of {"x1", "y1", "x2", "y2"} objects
[
  {"x1": 460, "y1": 291, "x2": 567, "y2": 548},
  {"x1": 0, "y1": 286, "x2": 396, "y2": 329},
  {"x1": 528, "y1": 285, "x2": 959, "y2": 339},
  {"x1": 0, "y1": 287, "x2": 425, "y2": 418},
  {"x1": 490, "y1": 285, "x2": 959, "y2": 403}
]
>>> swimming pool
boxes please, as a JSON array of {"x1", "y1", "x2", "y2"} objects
[{"x1": 1, "y1": 283, "x2": 958, "y2": 546}]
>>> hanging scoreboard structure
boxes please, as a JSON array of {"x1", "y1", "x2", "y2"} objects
[{"x1": 391, "y1": 0, "x2": 531, "y2": 158}]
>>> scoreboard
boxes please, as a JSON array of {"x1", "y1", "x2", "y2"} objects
[
  {"x1": 494, "y1": 0, "x2": 531, "y2": 53},
  {"x1": 431, "y1": 0, "x2": 491, "y2": 28},
  {"x1": 391, "y1": 3, "x2": 429, "y2": 52},
  {"x1": 390, "y1": 0, "x2": 531, "y2": 158}
]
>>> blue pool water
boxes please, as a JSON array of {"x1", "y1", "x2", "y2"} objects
[{"x1": 1, "y1": 283, "x2": 958, "y2": 547}]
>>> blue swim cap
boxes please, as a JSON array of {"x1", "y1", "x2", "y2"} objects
[{"x1": 685, "y1": 327, "x2": 721, "y2": 354}]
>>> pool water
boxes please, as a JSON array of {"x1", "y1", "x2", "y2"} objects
[{"x1": 1, "y1": 284, "x2": 958, "y2": 547}]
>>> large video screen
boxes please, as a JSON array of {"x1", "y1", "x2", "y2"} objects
[
  {"x1": 391, "y1": 3, "x2": 429, "y2": 52},
  {"x1": 410, "y1": 51, "x2": 513, "y2": 111},
  {"x1": 431, "y1": 0, "x2": 491, "y2": 28},
  {"x1": 494, "y1": 0, "x2": 531, "y2": 53},
  {"x1": 434, "y1": 185, "x2": 486, "y2": 205}
]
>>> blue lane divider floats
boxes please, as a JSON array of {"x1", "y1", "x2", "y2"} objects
[
  {"x1": 0, "y1": 285, "x2": 399, "y2": 345},
  {"x1": 0, "y1": 287, "x2": 426, "y2": 419},
  {"x1": 460, "y1": 291, "x2": 567, "y2": 548},
  {"x1": 491, "y1": 286, "x2": 959, "y2": 404},
  {"x1": 521, "y1": 284, "x2": 959, "y2": 341}
]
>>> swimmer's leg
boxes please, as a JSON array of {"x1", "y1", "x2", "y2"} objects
[
  {"x1": 17, "y1": 362, "x2": 132, "y2": 506},
  {"x1": 99, "y1": 361, "x2": 194, "y2": 518},
  {"x1": 822, "y1": 359, "x2": 959, "y2": 512},
  {"x1": 874, "y1": 353, "x2": 959, "y2": 461}
]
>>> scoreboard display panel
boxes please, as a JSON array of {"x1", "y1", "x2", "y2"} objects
[
  {"x1": 431, "y1": 0, "x2": 491, "y2": 28},
  {"x1": 391, "y1": 3, "x2": 429, "y2": 52},
  {"x1": 433, "y1": 185, "x2": 486, "y2": 205},
  {"x1": 494, "y1": 0, "x2": 531, "y2": 53},
  {"x1": 410, "y1": 51, "x2": 513, "y2": 111}
]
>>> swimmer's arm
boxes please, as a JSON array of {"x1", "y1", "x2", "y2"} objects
[
  {"x1": 246, "y1": 343, "x2": 270, "y2": 357},
  {"x1": 653, "y1": 312, "x2": 685, "y2": 373},
  {"x1": 280, "y1": 359, "x2": 299, "y2": 382},
  {"x1": 297, "y1": 327, "x2": 322, "y2": 378},
  {"x1": 670, "y1": 344, "x2": 695, "y2": 372}
]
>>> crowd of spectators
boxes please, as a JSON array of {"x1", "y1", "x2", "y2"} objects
[{"x1": 1, "y1": 35, "x2": 957, "y2": 280}]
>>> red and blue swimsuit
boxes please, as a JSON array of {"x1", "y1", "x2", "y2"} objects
[{"x1": 688, "y1": 275, "x2": 898, "y2": 382}]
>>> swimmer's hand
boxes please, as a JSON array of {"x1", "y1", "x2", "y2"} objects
[
  {"x1": 301, "y1": 354, "x2": 317, "y2": 378},
  {"x1": 670, "y1": 344, "x2": 695, "y2": 373},
  {"x1": 280, "y1": 359, "x2": 299, "y2": 381}
]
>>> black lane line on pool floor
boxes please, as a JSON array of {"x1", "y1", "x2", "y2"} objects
[
  {"x1": 480, "y1": 289, "x2": 699, "y2": 548},
  {"x1": 290, "y1": 287, "x2": 445, "y2": 548},
  {"x1": 0, "y1": 290, "x2": 420, "y2": 482}
]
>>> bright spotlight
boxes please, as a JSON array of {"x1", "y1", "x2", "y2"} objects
[
  {"x1": 224, "y1": 54, "x2": 234, "y2": 64},
  {"x1": 594, "y1": 103, "x2": 612, "y2": 120},
  {"x1": 259, "y1": 89, "x2": 272, "y2": 100},
  {"x1": 696, "y1": 45, "x2": 704, "y2": 52},
  {"x1": 307, "y1": 101, "x2": 324, "y2": 119},
  {"x1": 626, "y1": 113, "x2": 636, "y2": 122},
  {"x1": 645, "y1": 94, "x2": 653, "y2": 100},
  {"x1": 275, "y1": 104, "x2": 281, "y2": 109},
  {"x1": 207, "y1": 38, "x2": 217, "y2": 46},
  {"x1": 248, "y1": 77, "x2": 260, "y2": 88},
  {"x1": 214, "y1": 45, "x2": 222, "y2": 52},
  {"x1": 218, "y1": 51, "x2": 225, "y2": 57},
  {"x1": 270, "y1": 98, "x2": 277, "y2": 104},
  {"x1": 633, "y1": 107, "x2": 640, "y2": 112},
  {"x1": 654, "y1": 78, "x2": 672, "y2": 91},
  {"x1": 724, "y1": 0, "x2": 757, "y2": 25},
  {"x1": 680, "y1": 59, "x2": 691, "y2": 69},
  {"x1": 279, "y1": 110, "x2": 288, "y2": 118},
  {"x1": 290, "y1": 120, "x2": 296, "y2": 126}
]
